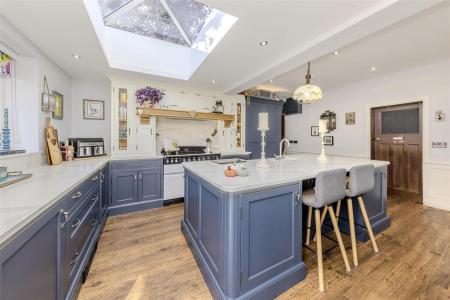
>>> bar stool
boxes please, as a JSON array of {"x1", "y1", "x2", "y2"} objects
[
  {"x1": 303, "y1": 169, "x2": 351, "y2": 292},
  {"x1": 344, "y1": 164, "x2": 379, "y2": 267}
]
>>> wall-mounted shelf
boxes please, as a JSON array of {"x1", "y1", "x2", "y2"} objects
[{"x1": 139, "y1": 108, "x2": 235, "y2": 127}]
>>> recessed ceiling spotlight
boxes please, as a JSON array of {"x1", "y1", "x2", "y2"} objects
[
  {"x1": 212, "y1": 79, "x2": 216, "y2": 83},
  {"x1": 72, "y1": 54, "x2": 81, "y2": 59},
  {"x1": 371, "y1": 66, "x2": 376, "y2": 72},
  {"x1": 269, "y1": 79, "x2": 274, "y2": 83},
  {"x1": 259, "y1": 41, "x2": 268, "y2": 46},
  {"x1": 332, "y1": 50, "x2": 339, "y2": 55}
]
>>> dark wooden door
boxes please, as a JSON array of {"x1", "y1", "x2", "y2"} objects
[{"x1": 371, "y1": 102, "x2": 422, "y2": 202}]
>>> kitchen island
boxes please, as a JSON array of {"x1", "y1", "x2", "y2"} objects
[{"x1": 181, "y1": 153, "x2": 390, "y2": 300}]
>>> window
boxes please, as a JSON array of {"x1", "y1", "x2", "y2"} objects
[{"x1": 96, "y1": 0, "x2": 233, "y2": 53}]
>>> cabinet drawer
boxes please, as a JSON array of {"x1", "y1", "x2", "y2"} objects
[
  {"x1": 62, "y1": 170, "x2": 101, "y2": 212},
  {"x1": 67, "y1": 199, "x2": 100, "y2": 276},
  {"x1": 68, "y1": 187, "x2": 100, "y2": 241},
  {"x1": 110, "y1": 159, "x2": 162, "y2": 171}
]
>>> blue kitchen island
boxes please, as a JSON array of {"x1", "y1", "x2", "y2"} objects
[{"x1": 181, "y1": 153, "x2": 390, "y2": 300}]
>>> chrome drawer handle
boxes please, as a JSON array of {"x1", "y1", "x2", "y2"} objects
[
  {"x1": 92, "y1": 176, "x2": 99, "y2": 181},
  {"x1": 70, "y1": 252, "x2": 80, "y2": 265},
  {"x1": 72, "y1": 192, "x2": 82, "y2": 199},
  {"x1": 71, "y1": 218, "x2": 81, "y2": 228},
  {"x1": 90, "y1": 219, "x2": 97, "y2": 227},
  {"x1": 92, "y1": 195, "x2": 98, "y2": 202},
  {"x1": 60, "y1": 210, "x2": 69, "y2": 228}
]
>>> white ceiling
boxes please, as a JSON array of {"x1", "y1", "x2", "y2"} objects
[
  {"x1": 0, "y1": 0, "x2": 447, "y2": 95},
  {"x1": 257, "y1": 0, "x2": 450, "y2": 96}
]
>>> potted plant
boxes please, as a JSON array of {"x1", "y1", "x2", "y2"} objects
[{"x1": 135, "y1": 86, "x2": 165, "y2": 108}]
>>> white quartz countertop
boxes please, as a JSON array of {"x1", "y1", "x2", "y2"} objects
[
  {"x1": 182, "y1": 153, "x2": 389, "y2": 193},
  {"x1": 0, "y1": 154, "x2": 162, "y2": 247}
]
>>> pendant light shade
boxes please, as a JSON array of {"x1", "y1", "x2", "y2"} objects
[{"x1": 293, "y1": 61, "x2": 323, "y2": 104}]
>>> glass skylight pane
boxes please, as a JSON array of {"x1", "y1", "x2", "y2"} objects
[
  {"x1": 165, "y1": 0, "x2": 213, "y2": 43},
  {"x1": 97, "y1": 0, "x2": 133, "y2": 17},
  {"x1": 105, "y1": 0, "x2": 188, "y2": 46}
]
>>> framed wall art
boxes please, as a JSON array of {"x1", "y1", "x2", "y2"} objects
[
  {"x1": 323, "y1": 135, "x2": 334, "y2": 146},
  {"x1": 83, "y1": 99, "x2": 105, "y2": 120},
  {"x1": 345, "y1": 112, "x2": 355, "y2": 125},
  {"x1": 52, "y1": 91, "x2": 63, "y2": 120}
]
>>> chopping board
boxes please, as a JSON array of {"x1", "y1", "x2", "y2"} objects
[{"x1": 45, "y1": 117, "x2": 62, "y2": 165}]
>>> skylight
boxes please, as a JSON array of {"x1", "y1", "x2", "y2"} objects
[
  {"x1": 96, "y1": 0, "x2": 233, "y2": 53},
  {"x1": 84, "y1": 0, "x2": 236, "y2": 79}
]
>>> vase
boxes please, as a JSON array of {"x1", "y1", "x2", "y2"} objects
[{"x1": 143, "y1": 101, "x2": 153, "y2": 109}]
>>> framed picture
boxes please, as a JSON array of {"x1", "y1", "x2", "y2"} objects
[
  {"x1": 345, "y1": 112, "x2": 355, "y2": 125},
  {"x1": 41, "y1": 93, "x2": 55, "y2": 112},
  {"x1": 52, "y1": 91, "x2": 63, "y2": 120},
  {"x1": 83, "y1": 99, "x2": 104, "y2": 120},
  {"x1": 311, "y1": 126, "x2": 319, "y2": 136},
  {"x1": 323, "y1": 136, "x2": 334, "y2": 146},
  {"x1": 320, "y1": 110, "x2": 336, "y2": 131}
]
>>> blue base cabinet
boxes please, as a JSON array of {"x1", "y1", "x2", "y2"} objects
[
  {"x1": 182, "y1": 170, "x2": 306, "y2": 300},
  {"x1": 0, "y1": 158, "x2": 164, "y2": 300},
  {"x1": 109, "y1": 159, "x2": 163, "y2": 215}
]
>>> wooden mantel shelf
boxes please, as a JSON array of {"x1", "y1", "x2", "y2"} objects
[{"x1": 139, "y1": 108, "x2": 234, "y2": 126}]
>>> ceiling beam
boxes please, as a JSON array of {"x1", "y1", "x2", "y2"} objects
[{"x1": 159, "y1": 0, "x2": 192, "y2": 47}]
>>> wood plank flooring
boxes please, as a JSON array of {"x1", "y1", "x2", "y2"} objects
[{"x1": 78, "y1": 198, "x2": 450, "y2": 300}]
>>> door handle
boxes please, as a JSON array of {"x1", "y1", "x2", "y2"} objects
[
  {"x1": 92, "y1": 175, "x2": 99, "y2": 181},
  {"x1": 134, "y1": 174, "x2": 137, "y2": 181},
  {"x1": 72, "y1": 192, "x2": 82, "y2": 199},
  {"x1": 71, "y1": 218, "x2": 81, "y2": 228},
  {"x1": 139, "y1": 174, "x2": 142, "y2": 181},
  {"x1": 60, "y1": 210, "x2": 69, "y2": 228},
  {"x1": 295, "y1": 192, "x2": 302, "y2": 206}
]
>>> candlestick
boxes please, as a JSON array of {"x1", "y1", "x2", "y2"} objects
[
  {"x1": 258, "y1": 112, "x2": 269, "y2": 131},
  {"x1": 256, "y1": 128, "x2": 270, "y2": 169}
]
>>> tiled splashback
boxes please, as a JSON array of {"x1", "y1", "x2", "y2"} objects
[{"x1": 156, "y1": 118, "x2": 219, "y2": 152}]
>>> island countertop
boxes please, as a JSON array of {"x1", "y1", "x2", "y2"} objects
[{"x1": 182, "y1": 153, "x2": 390, "y2": 193}]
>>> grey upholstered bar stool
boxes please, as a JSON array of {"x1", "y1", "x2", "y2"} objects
[
  {"x1": 340, "y1": 164, "x2": 379, "y2": 267},
  {"x1": 303, "y1": 168, "x2": 351, "y2": 292}
]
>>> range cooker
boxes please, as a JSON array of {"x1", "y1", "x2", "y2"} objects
[{"x1": 163, "y1": 146, "x2": 220, "y2": 202}]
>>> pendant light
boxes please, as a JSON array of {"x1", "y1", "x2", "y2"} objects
[{"x1": 292, "y1": 61, "x2": 323, "y2": 104}]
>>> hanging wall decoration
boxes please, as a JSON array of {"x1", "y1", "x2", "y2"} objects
[
  {"x1": 320, "y1": 110, "x2": 336, "y2": 131},
  {"x1": 83, "y1": 99, "x2": 105, "y2": 120},
  {"x1": 52, "y1": 91, "x2": 64, "y2": 120},
  {"x1": 345, "y1": 112, "x2": 356, "y2": 125},
  {"x1": 0, "y1": 51, "x2": 12, "y2": 77},
  {"x1": 42, "y1": 76, "x2": 56, "y2": 112}
]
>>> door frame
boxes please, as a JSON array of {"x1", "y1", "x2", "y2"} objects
[{"x1": 365, "y1": 96, "x2": 429, "y2": 199}]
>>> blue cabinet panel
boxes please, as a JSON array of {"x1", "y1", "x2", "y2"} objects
[
  {"x1": 1, "y1": 215, "x2": 58, "y2": 300},
  {"x1": 138, "y1": 168, "x2": 162, "y2": 202},
  {"x1": 199, "y1": 186, "x2": 223, "y2": 274},
  {"x1": 240, "y1": 184, "x2": 301, "y2": 292},
  {"x1": 245, "y1": 97, "x2": 283, "y2": 158},
  {"x1": 111, "y1": 170, "x2": 138, "y2": 206},
  {"x1": 186, "y1": 176, "x2": 200, "y2": 236}
]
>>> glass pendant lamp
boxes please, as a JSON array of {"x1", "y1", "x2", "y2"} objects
[{"x1": 292, "y1": 61, "x2": 323, "y2": 104}]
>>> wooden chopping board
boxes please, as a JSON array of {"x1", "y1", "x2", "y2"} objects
[{"x1": 45, "y1": 117, "x2": 62, "y2": 165}]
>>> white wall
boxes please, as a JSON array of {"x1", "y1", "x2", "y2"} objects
[
  {"x1": 0, "y1": 16, "x2": 72, "y2": 153},
  {"x1": 285, "y1": 59, "x2": 450, "y2": 210},
  {"x1": 71, "y1": 78, "x2": 111, "y2": 151}
]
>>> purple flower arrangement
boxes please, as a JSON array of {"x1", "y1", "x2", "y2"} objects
[{"x1": 135, "y1": 86, "x2": 165, "y2": 107}]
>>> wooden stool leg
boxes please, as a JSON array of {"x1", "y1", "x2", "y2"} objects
[
  {"x1": 306, "y1": 206, "x2": 312, "y2": 245},
  {"x1": 328, "y1": 205, "x2": 351, "y2": 272},
  {"x1": 313, "y1": 207, "x2": 327, "y2": 241},
  {"x1": 315, "y1": 208, "x2": 324, "y2": 292},
  {"x1": 347, "y1": 197, "x2": 358, "y2": 266},
  {"x1": 336, "y1": 200, "x2": 341, "y2": 221},
  {"x1": 357, "y1": 196, "x2": 379, "y2": 253}
]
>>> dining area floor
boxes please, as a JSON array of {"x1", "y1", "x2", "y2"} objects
[{"x1": 78, "y1": 197, "x2": 450, "y2": 300}]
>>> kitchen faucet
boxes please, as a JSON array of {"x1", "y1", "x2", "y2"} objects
[{"x1": 275, "y1": 138, "x2": 290, "y2": 161}]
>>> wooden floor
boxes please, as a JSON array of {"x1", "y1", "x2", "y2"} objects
[{"x1": 78, "y1": 198, "x2": 450, "y2": 300}]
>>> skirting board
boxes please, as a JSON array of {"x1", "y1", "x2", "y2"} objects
[{"x1": 423, "y1": 162, "x2": 450, "y2": 211}]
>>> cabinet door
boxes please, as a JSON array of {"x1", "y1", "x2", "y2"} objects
[
  {"x1": 138, "y1": 168, "x2": 162, "y2": 202},
  {"x1": 1, "y1": 214, "x2": 58, "y2": 300},
  {"x1": 100, "y1": 167, "x2": 108, "y2": 219},
  {"x1": 111, "y1": 170, "x2": 138, "y2": 206},
  {"x1": 137, "y1": 124, "x2": 155, "y2": 154},
  {"x1": 160, "y1": 89, "x2": 190, "y2": 110},
  {"x1": 240, "y1": 184, "x2": 301, "y2": 292},
  {"x1": 113, "y1": 86, "x2": 135, "y2": 154},
  {"x1": 191, "y1": 94, "x2": 215, "y2": 112}
]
